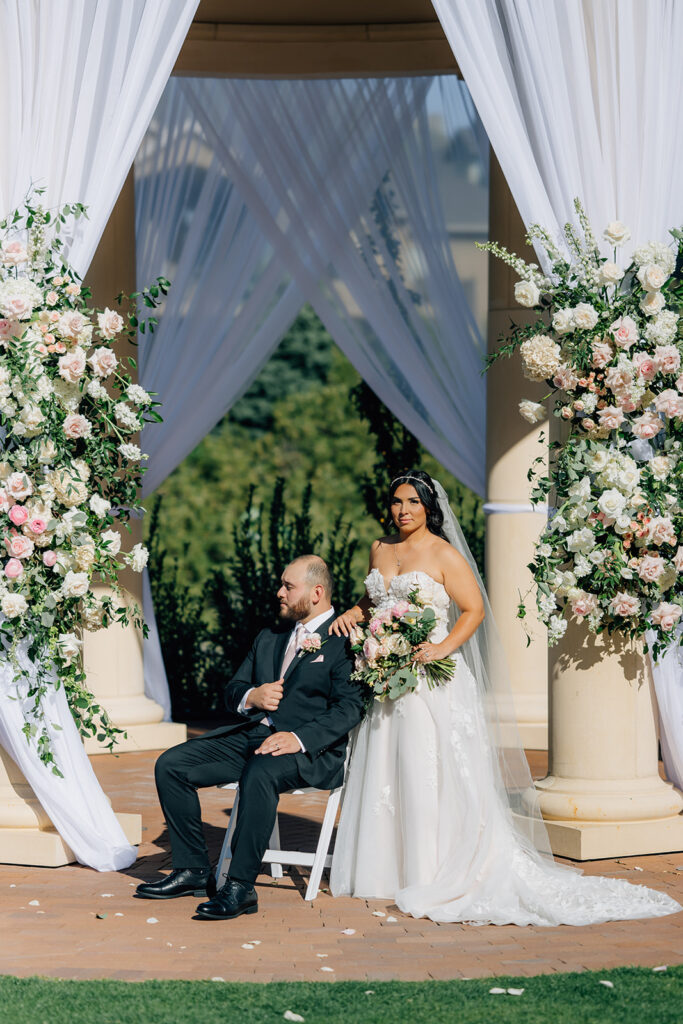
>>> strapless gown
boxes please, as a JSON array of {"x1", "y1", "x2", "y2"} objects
[{"x1": 329, "y1": 569, "x2": 681, "y2": 926}]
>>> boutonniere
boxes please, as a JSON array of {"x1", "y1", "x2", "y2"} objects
[{"x1": 298, "y1": 633, "x2": 328, "y2": 657}]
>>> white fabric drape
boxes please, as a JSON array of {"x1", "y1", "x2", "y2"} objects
[
  {"x1": 433, "y1": 0, "x2": 683, "y2": 784},
  {"x1": 183, "y1": 77, "x2": 487, "y2": 496},
  {"x1": 0, "y1": 0, "x2": 198, "y2": 868},
  {"x1": 432, "y1": 0, "x2": 683, "y2": 262},
  {"x1": 0, "y1": 0, "x2": 199, "y2": 275}
]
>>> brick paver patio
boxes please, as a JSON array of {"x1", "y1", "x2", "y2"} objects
[{"x1": 0, "y1": 741, "x2": 681, "y2": 982}]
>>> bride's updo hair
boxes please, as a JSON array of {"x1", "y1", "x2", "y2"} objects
[{"x1": 388, "y1": 469, "x2": 445, "y2": 538}]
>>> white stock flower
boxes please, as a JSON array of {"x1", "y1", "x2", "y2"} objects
[
  {"x1": 20, "y1": 404, "x2": 45, "y2": 437},
  {"x1": 518, "y1": 399, "x2": 545, "y2": 424},
  {"x1": 644, "y1": 311, "x2": 679, "y2": 346},
  {"x1": 573, "y1": 553, "x2": 592, "y2": 577},
  {"x1": 514, "y1": 280, "x2": 541, "y2": 307},
  {"x1": 82, "y1": 599, "x2": 105, "y2": 631},
  {"x1": 86, "y1": 378, "x2": 108, "y2": 402},
  {"x1": 603, "y1": 221, "x2": 631, "y2": 246},
  {"x1": 520, "y1": 335, "x2": 562, "y2": 382},
  {"x1": 118, "y1": 442, "x2": 143, "y2": 462},
  {"x1": 550, "y1": 569, "x2": 577, "y2": 594},
  {"x1": 551, "y1": 309, "x2": 574, "y2": 335},
  {"x1": 573, "y1": 303, "x2": 599, "y2": 330},
  {"x1": 568, "y1": 476, "x2": 591, "y2": 503},
  {"x1": 1, "y1": 592, "x2": 28, "y2": 618},
  {"x1": 125, "y1": 543, "x2": 149, "y2": 573},
  {"x1": 89, "y1": 494, "x2": 111, "y2": 518},
  {"x1": 548, "y1": 615, "x2": 568, "y2": 644},
  {"x1": 126, "y1": 384, "x2": 151, "y2": 406},
  {"x1": 114, "y1": 402, "x2": 139, "y2": 432},
  {"x1": 538, "y1": 591, "x2": 557, "y2": 617},
  {"x1": 61, "y1": 571, "x2": 89, "y2": 599}
]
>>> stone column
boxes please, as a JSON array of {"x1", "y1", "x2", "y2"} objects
[
  {"x1": 486, "y1": 153, "x2": 548, "y2": 749},
  {"x1": 535, "y1": 621, "x2": 683, "y2": 859},
  {"x1": 83, "y1": 171, "x2": 186, "y2": 754}
]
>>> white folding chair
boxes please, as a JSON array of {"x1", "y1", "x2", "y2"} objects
[{"x1": 215, "y1": 782, "x2": 343, "y2": 901}]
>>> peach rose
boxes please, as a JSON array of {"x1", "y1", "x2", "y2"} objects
[
  {"x1": 596, "y1": 406, "x2": 625, "y2": 431},
  {"x1": 637, "y1": 554, "x2": 666, "y2": 583},
  {"x1": 8, "y1": 505, "x2": 28, "y2": 527},
  {"x1": 654, "y1": 345, "x2": 681, "y2": 375},
  {"x1": 609, "y1": 315, "x2": 638, "y2": 350},
  {"x1": 97, "y1": 308, "x2": 124, "y2": 339},
  {"x1": 553, "y1": 363, "x2": 580, "y2": 390},
  {"x1": 631, "y1": 411, "x2": 663, "y2": 439},
  {"x1": 591, "y1": 340, "x2": 613, "y2": 368},
  {"x1": 653, "y1": 390, "x2": 683, "y2": 419},
  {"x1": 88, "y1": 346, "x2": 117, "y2": 379},
  {"x1": 673, "y1": 546, "x2": 683, "y2": 573},
  {"x1": 4, "y1": 558, "x2": 23, "y2": 579},
  {"x1": 5, "y1": 533, "x2": 34, "y2": 559},
  {"x1": 569, "y1": 591, "x2": 599, "y2": 620},
  {"x1": 632, "y1": 351, "x2": 657, "y2": 380},
  {"x1": 57, "y1": 310, "x2": 89, "y2": 341},
  {"x1": 646, "y1": 516, "x2": 677, "y2": 547},
  {"x1": 0, "y1": 240, "x2": 28, "y2": 265},
  {"x1": 58, "y1": 348, "x2": 86, "y2": 383},
  {"x1": 63, "y1": 413, "x2": 92, "y2": 439},
  {"x1": 609, "y1": 591, "x2": 641, "y2": 617},
  {"x1": 650, "y1": 602, "x2": 682, "y2": 631},
  {"x1": 6, "y1": 472, "x2": 32, "y2": 502}
]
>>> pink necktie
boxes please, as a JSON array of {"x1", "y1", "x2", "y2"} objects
[{"x1": 280, "y1": 622, "x2": 304, "y2": 676}]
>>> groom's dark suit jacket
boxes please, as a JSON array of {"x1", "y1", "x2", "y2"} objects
[{"x1": 209, "y1": 615, "x2": 362, "y2": 790}]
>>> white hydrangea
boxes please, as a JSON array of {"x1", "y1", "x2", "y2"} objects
[
  {"x1": 0, "y1": 277, "x2": 43, "y2": 320},
  {"x1": 126, "y1": 384, "x2": 151, "y2": 406},
  {"x1": 52, "y1": 378, "x2": 81, "y2": 412},
  {"x1": 520, "y1": 335, "x2": 562, "y2": 382},
  {"x1": 114, "y1": 402, "x2": 139, "y2": 432},
  {"x1": 1, "y1": 592, "x2": 28, "y2": 618},
  {"x1": 118, "y1": 442, "x2": 143, "y2": 462},
  {"x1": 632, "y1": 241, "x2": 676, "y2": 275},
  {"x1": 644, "y1": 310, "x2": 679, "y2": 346},
  {"x1": 86, "y1": 378, "x2": 108, "y2": 402}
]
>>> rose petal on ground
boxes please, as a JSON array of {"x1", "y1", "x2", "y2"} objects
[
  {"x1": 114, "y1": 913, "x2": 124, "y2": 917},
  {"x1": 28, "y1": 900, "x2": 39, "y2": 906},
  {"x1": 9, "y1": 885, "x2": 15, "y2": 888},
  {"x1": 386, "y1": 916, "x2": 398, "y2": 923},
  {"x1": 599, "y1": 980, "x2": 614, "y2": 988},
  {"x1": 489, "y1": 988, "x2": 506, "y2": 994},
  {"x1": 341, "y1": 928, "x2": 356, "y2": 935},
  {"x1": 211, "y1": 977, "x2": 225, "y2": 982},
  {"x1": 146, "y1": 917, "x2": 159, "y2": 924},
  {"x1": 101, "y1": 893, "x2": 114, "y2": 898},
  {"x1": 284, "y1": 1013, "x2": 305, "y2": 1023},
  {"x1": 653, "y1": 966, "x2": 668, "y2": 972},
  {"x1": 241, "y1": 943, "x2": 254, "y2": 950},
  {"x1": 316, "y1": 954, "x2": 328, "y2": 958},
  {"x1": 371, "y1": 911, "x2": 386, "y2": 917},
  {"x1": 633, "y1": 866, "x2": 644, "y2": 872},
  {"x1": 249, "y1": 940, "x2": 262, "y2": 945},
  {"x1": 507, "y1": 988, "x2": 525, "y2": 996},
  {"x1": 320, "y1": 966, "x2": 335, "y2": 972},
  {"x1": 364, "y1": 991, "x2": 375, "y2": 996}
]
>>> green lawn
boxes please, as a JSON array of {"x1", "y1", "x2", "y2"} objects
[{"x1": 1, "y1": 966, "x2": 681, "y2": 1024}]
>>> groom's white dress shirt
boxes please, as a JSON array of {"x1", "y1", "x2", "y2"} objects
[{"x1": 238, "y1": 607, "x2": 336, "y2": 752}]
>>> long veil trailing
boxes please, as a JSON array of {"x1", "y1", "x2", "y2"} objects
[{"x1": 432, "y1": 480, "x2": 556, "y2": 866}]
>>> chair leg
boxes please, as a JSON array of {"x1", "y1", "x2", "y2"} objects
[
  {"x1": 305, "y1": 787, "x2": 341, "y2": 901},
  {"x1": 216, "y1": 788, "x2": 240, "y2": 888},
  {"x1": 269, "y1": 811, "x2": 284, "y2": 879}
]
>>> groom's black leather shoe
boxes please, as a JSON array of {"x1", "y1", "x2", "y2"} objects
[
  {"x1": 194, "y1": 878, "x2": 258, "y2": 920},
  {"x1": 134, "y1": 868, "x2": 214, "y2": 900}
]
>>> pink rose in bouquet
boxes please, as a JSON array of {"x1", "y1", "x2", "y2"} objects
[
  {"x1": 653, "y1": 390, "x2": 683, "y2": 419},
  {"x1": 631, "y1": 411, "x2": 663, "y2": 439},
  {"x1": 42, "y1": 550, "x2": 58, "y2": 568},
  {"x1": 654, "y1": 345, "x2": 681, "y2": 375},
  {"x1": 8, "y1": 505, "x2": 28, "y2": 527},
  {"x1": 610, "y1": 592, "x2": 641, "y2": 617},
  {"x1": 27, "y1": 517, "x2": 47, "y2": 535},
  {"x1": 609, "y1": 315, "x2": 638, "y2": 349},
  {"x1": 4, "y1": 558, "x2": 23, "y2": 579},
  {"x1": 650, "y1": 603, "x2": 682, "y2": 631},
  {"x1": 5, "y1": 533, "x2": 34, "y2": 559},
  {"x1": 390, "y1": 600, "x2": 411, "y2": 619},
  {"x1": 646, "y1": 516, "x2": 677, "y2": 547},
  {"x1": 632, "y1": 351, "x2": 657, "y2": 380},
  {"x1": 637, "y1": 555, "x2": 666, "y2": 583}
]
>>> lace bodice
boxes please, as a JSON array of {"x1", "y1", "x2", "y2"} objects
[{"x1": 364, "y1": 568, "x2": 451, "y2": 641}]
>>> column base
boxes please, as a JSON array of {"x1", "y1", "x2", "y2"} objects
[
  {"x1": 544, "y1": 814, "x2": 683, "y2": 861},
  {"x1": 0, "y1": 811, "x2": 141, "y2": 866},
  {"x1": 83, "y1": 721, "x2": 187, "y2": 755}
]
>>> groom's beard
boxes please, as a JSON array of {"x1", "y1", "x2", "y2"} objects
[{"x1": 279, "y1": 596, "x2": 312, "y2": 623}]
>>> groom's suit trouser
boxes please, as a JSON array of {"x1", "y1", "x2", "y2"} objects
[{"x1": 155, "y1": 723, "x2": 306, "y2": 884}]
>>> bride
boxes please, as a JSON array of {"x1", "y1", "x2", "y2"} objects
[{"x1": 329, "y1": 470, "x2": 681, "y2": 926}]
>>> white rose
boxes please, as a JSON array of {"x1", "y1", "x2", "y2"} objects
[
  {"x1": 598, "y1": 262, "x2": 624, "y2": 286},
  {"x1": 20, "y1": 404, "x2": 45, "y2": 436},
  {"x1": 6, "y1": 471, "x2": 33, "y2": 501},
  {"x1": 1, "y1": 592, "x2": 28, "y2": 618},
  {"x1": 640, "y1": 290, "x2": 666, "y2": 317},
  {"x1": 617, "y1": 461, "x2": 641, "y2": 494},
  {"x1": 552, "y1": 309, "x2": 574, "y2": 335},
  {"x1": 97, "y1": 308, "x2": 124, "y2": 340},
  {"x1": 61, "y1": 571, "x2": 89, "y2": 599},
  {"x1": 572, "y1": 303, "x2": 599, "y2": 330},
  {"x1": 514, "y1": 280, "x2": 541, "y2": 308},
  {"x1": 125, "y1": 542, "x2": 149, "y2": 573},
  {"x1": 81, "y1": 599, "x2": 105, "y2": 631},
  {"x1": 566, "y1": 527, "x2": 596, "y2": 554},
  {"x1": 650, "y1": 455, "x2": 673, "y2": 481},
  {"x1": 637, "y1": 264, "x2": 668, "y2": 292},
  {"x1": 518, "y1": 399, "x2": 546, "y2": 424},
  {"x1": 100, "y1": 529, "x2": 121, "y2": 557},
  {"x1": 88, "y1": 347, "x2": 117, "y2": 379},
  {"x1": 57, "y1": 632, "x2": 83, "y2": 665},
  {"x1": 603, "y1": 221, "x2": 631, "y2": 246},
  {"x1": 586, "y1": 448, "x2": 610, "y2": 473},
  {"x1": 58, "y1": 348, "x2": 86, "y2": 383},
  {"x1": 633, "y1": 242, "x2": 676, "y2": 274},
  {"x1": 89, "y1": 495, "x2": 111, "y2": 519},
  {"x1": 57, "y1": 311, "x2": 90, "y2": 342},
  {"x1": 0, "y1": 240, "x2": 28, "y2": 265}
]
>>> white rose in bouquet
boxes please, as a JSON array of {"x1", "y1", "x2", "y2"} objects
[
  {"x1": 57, "y1": 310, "x2": 90, "y2": 343},
  {"x1": 610, "y1": 592, "x2": 641, "y2": 617},
  {"x1": 6, "y1": 471, "x2": 33, "y2": 501},
  {"x1": 74, "y1": 541, "x2": 96, "y2": 572},
  {"x1": 637, "y1": 554, "x2": 666, "y2": 582},
  {"x1": 125, "y1": 543, "x2": 149, "y2": 572},
  {"x1": 550, "y1": 569, "x2": 577, "y2": 594},
  {"x1": 654, "y1": 345, "x2": 681, "y2": 375},
  {"x1": 58, "y1": 348, "x2": 86, "y2": 383},
  {"x1": 514, "y1": 280, "x2": 541, "y2": 307},
  {"x1": 637, "y1": 264, "x2": 668, "y2": 292},
  {"x1": 61, "y1": 571, "x2": 89, "y2": 599},
  {"x1": 0, "y1": 239, "x2": 28, "y2": 265},
  {"x1": 1, "y1": 592, "x2": 28, "y2": 618},
  {"x1": 551, "y1": 309, "x2": 574, "y2": 335},
  {"x1": 97, "y1": 308, "x2": 124, "y2": 340},
  {"x1": 566, "y1": 527, "x2": 596, "y2": 554},
  {"x1": 650, "y1": 602, "x2": 682, "y2": 631},
  {"x1": 598, "y1": 262, "x2": 624, "y2": 286},
  {"x1": 57, "y1": 632, "x2": 82, "y2": 665},
  {"x1": 63, "y1": 413, "x2": 92, "y2": 440},
  {"x1": 640, "y1": 290, "x2": 666, "y2": 317},
  {"x1": 609, "y1": 316, "x2": 639, "y2": 350},
  {"x1": 633, "y1": 242, "x2": 676, "y2": 274},
  {"x1": 89, "y1": 495, "x2": 111, "y2": 519},
  {"x1": 88, "y1": 346, "x2": 117, "y2": 379},
  {"x1": 650, "y1": 455, "x2": 673, "y2": 481},
  {"x1": 518, "y1": 399, "x2": 546, "y2": 424},
  {"x1": 100, "y1": 529, "x2": 122, "y2": 557},
  {"x1": 81, "y1": 599, "x2": 105, "y2": 631},
  {"x1": 572, "y1": 303, "x2": 599, "y2": 330},
  {"x1": 603, "y1": 221, "x2": 631, "y2": 246},
  {"x1": 20, "y1": 404, "x2": 45, "y2": 437},
  {"x1": 569, "y1": 590, "x2": 599, "y2": 621}
]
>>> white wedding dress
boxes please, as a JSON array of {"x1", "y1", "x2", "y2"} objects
[{"x1": 330, "y1": 569, "x2": 682, "y2": 926}]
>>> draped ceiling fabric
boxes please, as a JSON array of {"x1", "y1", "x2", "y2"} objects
[
  {"x1": 0, "y1": 0, "x2": 199, "y2": 870},
  {"x1": 0, "y1": 0, "x2": 199, "y2": 276},
  {"x1": 432, "y1": 0, "x2": 683, "y2": 781}
]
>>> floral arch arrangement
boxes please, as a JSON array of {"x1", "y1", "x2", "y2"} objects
[
  {"x1": 483, "y1": 201, "x2": 682, "y2": 661},
  {"x1": 0, "y1": 191, "x2": 167, "y2": 771}
]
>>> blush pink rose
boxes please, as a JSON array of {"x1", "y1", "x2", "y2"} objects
[
  {"x1": 647, "y1": 516, "x2": 677, "y2": 547},
  {"x1": 8, "y1": 505, "x2": 28, "y2": 527},
  {"x1": 591, "y1": 340, "x2": 614, "y2": 369},
  {"x1": 0, "y1": 490, "x2": 10, "y2": 514},
  {"x1": 609, "y1": 315, "x2": 639, "y2": 350},
  {"x1": 605, "y1": 363, "x2": 633, "y2": 392},
  {"x1": 42, "y1": 550, "x2": 58, "y2": 567},
  {"x1": 57, "y1": 310, "x2": 89, "y2": 341},
  {"x1": 1, "y1": 240, "x2": 28, "y2": 265},
  {"x1": 6, "y1": 472, "x2": 32, "y2": 501},
  {"x1": 552, "y1": 363, "x2": 579, "y2": 390},
  {"x1": 45, "y1": 291, "x2": 58, "y2": 307},
  {"x1": 63, "y1": 413, "x2": 92, "y2": 439},
  {"x1": 363, "y1": 636, "x2": 381, "y2": 662},
  {"x1": 3, "y1": 294, "x2": 32, "y2": 319},
  {"x1": 27, "y1": 517, "x2": 47, "y2": 535},
  {"x1": 569, "y1": 591, "x2": 599, "y2": 620},
  {"x1": 368, "y1": 616, "x2": 385, "y2": 636},
  {"x1": 4, "y1": 558, "x2": 23, "y2": 579},
  {"x1": 615, "y1": 390, "x2": 637, "y2": 412},
  {"x1": 597, "y1": 406, "x2": 625, "y2": 431},
  {"x1": 673, "y1": 546, "x2": 683, "y2": 572},
  {"x1": 97, "y1": 308, "x2": 124, "y2": 339},
  {"x1": 653, "y1": 390, "x2": 683, "y2": 419},
  {"x1": 5, "y1": 533, "x2": 34, "y2": 559},
  {"x1": 676, "y1": 373, "x2": 683, "y2": 394},
  {"x1": 654, "y1": 345, "x2": 681, "y2": 375},
  {"x1": 651, "y1": 602, "x2": 682, "y2": 631},
  {"x1": 88, "y1": 346, "x2": 117, "y2": 379},
  {"x1": 390, "y1": 601, "x2": 411, "y2": 619},
  {"x1": 637, "y1": 554, "x2": 666, "y2": 582},
  {"x1": 632, "y1": 351, "x2": 657, "y2": 380},
  {"x1": 631, "y1": 411, "x2": 663, "y2": 439},
  {"x1": 58, "y1": 347, "x2": 86, "y2": 383},
  {"x1": 610, "y1": 591, "x2": 641, "y2": 617}
]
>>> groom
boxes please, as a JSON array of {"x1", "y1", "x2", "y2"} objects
[{"x1": 136, "y1": 554, "x2": 362, "y2": 920}]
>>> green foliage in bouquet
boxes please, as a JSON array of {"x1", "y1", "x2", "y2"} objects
[
  {"x1": 0, "y1": 190, "x2": 167, "y2": 770},
  {"x1": 481, "y1": 200, "x2": 683, "y2": 660}
]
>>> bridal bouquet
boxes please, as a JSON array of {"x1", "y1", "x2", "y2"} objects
[
  {"x1": 350, "y1": 589, "x2": 454, "y2": 701},
  {"x1": 0, "y1": 191, "x2": 167, "y2": 771},
  {"x1": 482, "y1": 201, "x2": 682, "y2": 659}
]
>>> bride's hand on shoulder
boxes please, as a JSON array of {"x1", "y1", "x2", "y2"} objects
[{"x1": 330, "y1": 608, "x2": 363, "y2": 638}]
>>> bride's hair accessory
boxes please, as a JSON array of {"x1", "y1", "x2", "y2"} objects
[{"x1": 390, "y1": 473, "x2": 435, "y2": 494}]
